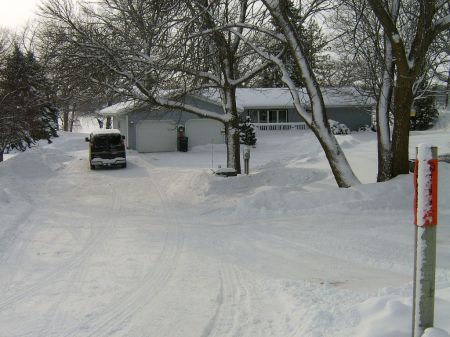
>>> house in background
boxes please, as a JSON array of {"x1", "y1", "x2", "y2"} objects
[
  {"x1": 99, "y1": 87, "x2": 374, "y2": 153},
  {"x1": 234, "y1": 87, "x2": 374, "y2": 131},
  {"x1": 100, "y1": 94, "x2": 226, "y2": 152}
]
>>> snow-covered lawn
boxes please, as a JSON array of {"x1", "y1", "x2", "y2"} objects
[{"x1": 0, "y1": 125, "x2": 449, "y2": 337}]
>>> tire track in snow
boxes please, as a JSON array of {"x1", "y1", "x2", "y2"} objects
[
  {"x1": 200, "y1": 235, "x2": 257, "y2": 337},
  {"x1": 37, "y1": 182, "x2": 124, "y2": 337},
  {"x1": 61, "y1": 156, "x2": 184, "y2": 337},
  {"x1": 0, "y1": 178, "x2": 122, "y2": 312},
  {"x1": 0, "y1": 207, "x2": 34, "y2": 267},
  {"x1": 34, "y1": 155, "x2": 129, "y2": 337}
]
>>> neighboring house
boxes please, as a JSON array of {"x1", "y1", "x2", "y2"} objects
[
  {"x1": 428, "y1": 85, "x2": 449, "y2": 108},
  {"x1": 234, "y1": 87, "x2": 374, "y2": 131},
  {"x1": 100, "y1": 87, "x2": 374, "y2": 153}
]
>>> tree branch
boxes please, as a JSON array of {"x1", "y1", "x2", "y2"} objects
[
  {"x1": 433, "y1": 14, "x2": 450, "y2": 35},
  {"x1": 367, "y1": 0, "x2": 410, "y2": 73}
]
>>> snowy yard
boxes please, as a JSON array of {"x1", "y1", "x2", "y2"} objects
[{"x1": 0, "y1": 123, "x2": 450, "y2": 337}]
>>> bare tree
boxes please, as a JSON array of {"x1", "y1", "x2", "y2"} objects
[
  {"x1": 333, "y1": 0, "x2": 397, "y2": 182},
  {"x1": 183, "y1": 0, "x2": 361, "y2": 186},
  {"x1": 40, "y1": 0, "x2": 271, "y2": 173},
  {"x1": 170, "y1": 0, "x2": 272, "y2": 172},
  {"x1": 366, "y1": 0, "x2": 450, "y2": 177},
  {"x1": 332, "y1": 0, "x2": 450, "y2": 180},
  {"x1": 35, "y1": 20, "x2": 120, "y2": 132},
  {"x1": 232, "y1": 0, "x2": 360, "y2": 187}
]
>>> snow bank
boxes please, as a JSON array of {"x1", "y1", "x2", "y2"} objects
[
  {"x1": 433, "y1": 108, "x2": 450, "y2": 131},
  {"x1": 423, "y1": 328, "x2": 450, "y2": 337},
  {"x1": 354, "y1": 296, "x2": 412, "y2": 337},
  {"x1": 352, "y1": 288, "x2": 450, "y2": 337}
]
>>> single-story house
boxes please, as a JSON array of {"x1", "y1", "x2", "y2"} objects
[
  {"x1": 100, "y1": 94, "x2": 226, "y2": 152},
  {"x1": 100, "y1": 87, "x2": 374, "y2": 152}
]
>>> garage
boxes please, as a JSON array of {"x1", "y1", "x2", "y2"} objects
[
  {"x1": 185, "y1": 119, "x2": 224, "y2": 148},
  {"x1": 136, "y1": 120, "x2": 177, "y2": 153}
]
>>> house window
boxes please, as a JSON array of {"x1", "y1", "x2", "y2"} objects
[
  {"x1": 260, "y1": 110, "x2": 268, "y2": 123},
  {"x1": 247, "y1": 109, "x2": 288, "y2": 123},
  {"x1": 269, "y1": 110, "x2": 277, "y2": 123},
  {"x1": 249, "y1": 110, "x2": 258, "y2": 123}
]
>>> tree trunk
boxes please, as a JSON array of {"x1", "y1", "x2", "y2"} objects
[
  {"x1": 376, "y1": 37, "x2": 395, "y2": 182},
  {"x1": 62, "y1": 111, "x2": 69, "y2": 132},
  {"x1": 223, "y1": 86, "x2": 241, "y2": 174},
  {"x1": 391, "y1": 77, "x2": 414, "y2": 176},
  {"x1": 376, "y1": 0, "x2": 399, "y2": 182},
  {"x1": 0, "y1": 149, "x2": 3, "y2": 163},
  {"x1": 263, "y1": 0, "x2": 360, "y2": 187},
  {"x1": 225, "y1": 120, "x2": 241, "y2": 174},
  {"x1": 377, "y1": 86, "x2": 394, "y2": 181},
  {"x1": 377, "y1": 135, "x2": 393, "y2": 181},
  {"x1": 446, "y1": 67, "x2": 450, "y2": 109},
  {"x1": 310, "y1": 124, "x2": 360, "y2": 188},
  {"x1": 367, "y1": 0, "x2": 445, "y2": 179},
  {"x1": 106, "y1": 116, "x2": 112, "y2": 129},
  {"x1": 69, "y1": 106, "x2": 76, "y2": 132}
]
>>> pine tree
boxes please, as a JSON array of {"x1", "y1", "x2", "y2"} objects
[
  {"x1": 0, "y1": 44, "x2": 58, "y2": 161},
  {"x1": 25, "y1": 51, "x2": 59, "y2": 141},
  {"x1": 411, "y1": 94, "x2": 439, "y2": 131},
  {"x1": 254, "y1": 1, "x2": 332, "y2": 87},
  {"x1": 239, "y1": 116, "x2": 257, "y2": 146}
]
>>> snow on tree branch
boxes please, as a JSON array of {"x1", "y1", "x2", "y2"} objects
[{"x1": 433, "y1": 14, "x2": 450, "y2": 34}]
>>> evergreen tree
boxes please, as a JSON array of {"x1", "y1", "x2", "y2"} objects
[
  {"x1": 25, "y1": 51, "x2": 59, "y2": 140},
  {"x1": 0, "y1": 44, "x2": 58, "y2": 161},
  {"x1": 239, "y1": 116, "x2": 257, "y2": 146},
  {"x1": 254, "y1": 2, "x2": 332, "y2": 87},
  {"x1": 411, "y1": 94, "x2": 439, "y2": 131}
]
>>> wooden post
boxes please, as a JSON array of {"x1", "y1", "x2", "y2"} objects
[{"x1": 412, "y1": 145, "x2": 438, "y2": 337}]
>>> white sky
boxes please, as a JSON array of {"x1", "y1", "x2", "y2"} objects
[{"x1": 0, "y1": 0, "x2": 40, "y2": 32}]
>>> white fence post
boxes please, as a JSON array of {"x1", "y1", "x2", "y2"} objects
[{"x1": 412, "y1": 145, "x2": 438, "y2": 337}]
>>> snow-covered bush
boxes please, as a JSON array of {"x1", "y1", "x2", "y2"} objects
[
  {"x1": 329, "y1": 120, "x2": 351, "y2": 135},
  {"x1": 358, "y1": 125, "x2": 371, "y2": 132}
]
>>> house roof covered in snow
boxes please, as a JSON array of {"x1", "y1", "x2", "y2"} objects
[
  {"x1": 98, "y1": 101, "x2": 140, "y2": 117},
  {"x1": 99, "y1": 87, "x2": 374, "y2": 117},
  {"x1": 201, "y1": 87, "x2": 374, "y2": 110},
  {"x1": 235, "y1": 87, "x2": 374, "y2": 109}
]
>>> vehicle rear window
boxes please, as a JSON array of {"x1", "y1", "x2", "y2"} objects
[
  {"x1": 108, "y1": 134, "x2": 122, "y2": 146},
  {"x1": 93, "y1": 134, "x2": 122, "y2": 148}
]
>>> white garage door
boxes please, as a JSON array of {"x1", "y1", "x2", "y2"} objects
[
  {"x1": 136, "y1": 120, "x2": 177, "y2": 153},
  {"x1": 185, "y1": 119, "x2": 224, "y2": 148}
]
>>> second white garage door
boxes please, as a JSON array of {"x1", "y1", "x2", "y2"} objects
[
  {"x1": 185, "y1": 119, "x2": 224, "y2": 148},
  {"x1": 136, "y1": 120, "x2": 177, "y2": 153}
]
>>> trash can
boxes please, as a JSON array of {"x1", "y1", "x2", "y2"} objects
[{"x1": 178, "y1": 136, "x2": 188, "y2": 152}]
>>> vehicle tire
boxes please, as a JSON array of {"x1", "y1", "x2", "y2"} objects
[
  {"x1": 90, "y1": 164, "x2": 95, "y2": 170},
  {"x1": 122, "y1": 163, "x2": 127, "y2": 168}
]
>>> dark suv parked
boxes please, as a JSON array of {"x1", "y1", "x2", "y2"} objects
[{"x1": 85, "y1": 130, "x2": 126, "y2": 169}]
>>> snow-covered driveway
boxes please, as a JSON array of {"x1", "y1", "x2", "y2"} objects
[{"x1": 1, "y1": 131, "x2": 449, "y2": 337}]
